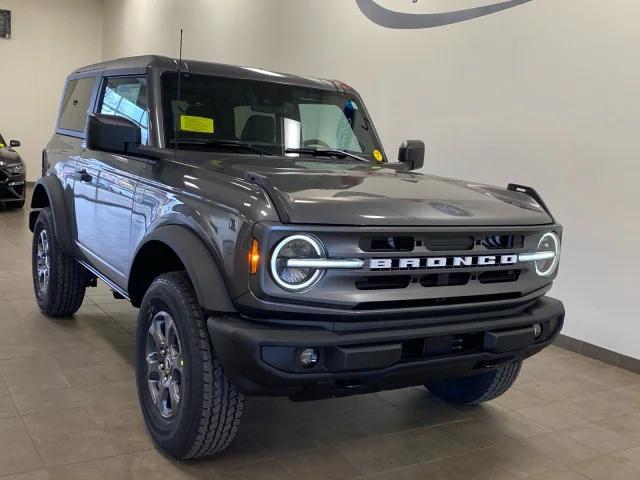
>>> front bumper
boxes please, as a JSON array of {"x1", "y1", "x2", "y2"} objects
[
  {"x1": 208, "y1": 296, "x2": 564, "y2": 400},
  {"x1": 0, "y1": 171, "x2": 26, "y2": 202}
]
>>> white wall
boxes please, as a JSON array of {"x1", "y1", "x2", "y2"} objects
[
  {"x1": 0, "y1": 0, "x2": 103, "y2": 181},
  {"x1": 99, "y1": 0, "x2": 639, "y2": 360}
]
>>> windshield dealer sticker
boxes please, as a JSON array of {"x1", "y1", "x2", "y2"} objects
[
  {"x1": 180, "y1": 115, "x2": 215, "y2": 134},
  {"x1": 373, "y1": 149, "x2": 384, "y2": 162}
]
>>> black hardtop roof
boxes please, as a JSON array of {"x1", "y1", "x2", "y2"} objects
[{"x1": 73, "y1": 55, "x2": 341, "y2": 91}]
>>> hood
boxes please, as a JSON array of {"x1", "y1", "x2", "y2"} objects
[
  {"x1": 221, "y1": 160, "x2": 552, "y2": 226},
  {"x1": 176, "y1": 153, "x2": 552, "y2": 226},
  {"x1": 0, "y1": 147, "x2": 22, "y2": 167}
]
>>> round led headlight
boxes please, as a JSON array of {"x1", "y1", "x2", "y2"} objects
[
  {"x1": 270, "y1": 234, "x2": 325, "y2": 291},
  {"x1": 534, "y1": 232, "x2": 560, "y2": 277}
]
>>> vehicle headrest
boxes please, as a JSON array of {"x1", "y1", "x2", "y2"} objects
[
  {"x1": 241, "y1": 115, "x2": 275, "y2": 143},
  {"x1": 185, "y1": 103, "x2": 213, "y2": 119}
]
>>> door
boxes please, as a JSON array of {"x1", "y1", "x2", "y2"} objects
[
  {"x1": 72, "y1": 157, "x2": 101, "y2": 250},
  {"x1": 75, "y1": 76, "x2": 150, "y2": 287}
]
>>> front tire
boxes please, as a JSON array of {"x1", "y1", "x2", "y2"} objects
[
  {"x1": 135, "y1": 271, "x2": 244, "y2": 459},
  {"x1": 32, "y1": 207, "x2": 86, "y2": 316},
  {"x1": 425, "y1": 361, "x2": 522, "y2": 406}
]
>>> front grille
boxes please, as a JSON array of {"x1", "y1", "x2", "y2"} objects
[
  {"x1": 344, "y1": 227, "x2": 547, "y2": 310},
  {"x1": 481, "y1": 235, "x2": 524, "y2": 249},
  {"x1": 357, "y1": 234, "x2": 527, "y2": 252},
  {"x1": 360, "y1": 236, "x2": 414, "y2": 252},
  {"x1": 259, "y1": 225, "x2": 555, "y2": 315},
  {"x1": 478, "y1": 269, "x2": 521, "y2": 284},
  {"x1": 350, "y1": 230, "x2": 539, "y2": 297},
  {"x1": 420, "y1": 272, "x2": 471, "y2": 288},
  {"x1": 423, "y1": 235, "x2": 474, "y2": 251},
  {"x1": 355, "y1": 270, "x2": 520, "y2": 291},
  {"x1": 356, "y1": 275, "x2": 411, "y2": 290}
]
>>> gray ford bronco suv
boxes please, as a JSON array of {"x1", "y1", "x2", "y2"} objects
[{"x1": 30, "y1": 55, "x2": 564, "y2": 459}]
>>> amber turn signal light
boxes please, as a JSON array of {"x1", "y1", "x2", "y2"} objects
[{"x1": 249, "y1": 239, "x2": 260, "y2": 274}]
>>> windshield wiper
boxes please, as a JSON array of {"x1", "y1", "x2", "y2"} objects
[
  {"x1": 170, "y1": 139, "x2": 273, "y2": 156},
  {"x1": 285, "y1": 147, "x2": 370, "y2": 163}
]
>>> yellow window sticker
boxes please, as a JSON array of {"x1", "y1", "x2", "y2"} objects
[
  {"x1": 373, "y1": 149, "x2": 383, "y2": 162},
  {"x1": 0, "y1": 143, "x2": 5, "y2": 148},
  {"x1": 180, "y1": 115, "x2": 215, "y2": 133}
]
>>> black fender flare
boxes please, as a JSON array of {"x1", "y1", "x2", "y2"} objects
[
  {"x1": 129, "y1": 225, "x2": 236, "y2": 313},
  {"x1": 29, "y1": 176, "x2": 75, "y2": 255}
]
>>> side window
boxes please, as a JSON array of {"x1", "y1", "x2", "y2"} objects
[
  {"x1": 58, "y1": 77, "x2": 96, "y2": 133},
  {"x1": 99, "y1": 77, "x2": 149, "y2": 145}
]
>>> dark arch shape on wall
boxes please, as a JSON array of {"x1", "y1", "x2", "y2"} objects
[{"x1": 356, "y1": 0, "x2": 534, "y2": 29}]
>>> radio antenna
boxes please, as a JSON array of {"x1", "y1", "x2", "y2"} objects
[{"x1": 173, "y1": 28, "x2": 184, "y2": 158}]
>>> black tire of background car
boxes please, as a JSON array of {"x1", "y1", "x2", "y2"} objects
[
  {"x1": 425, "y1": 360, "x2": 522, "y2": 405},
  {"x1": 135, "y1": 271, "x2": 244, "y2": 459},
  {"x1": 32, "y1": 207, "x2": 86, "y2": 316}
]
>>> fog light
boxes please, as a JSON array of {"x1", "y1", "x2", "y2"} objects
[
  {"x1": 533, "y1": 323, "x2": 542, "y2": 339},
  {"x1": 299, "y1": 348, "x2": 318, "y2": 368}
]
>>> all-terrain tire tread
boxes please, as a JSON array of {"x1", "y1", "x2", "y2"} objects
[
  {"x1": 426, "y1": 360, "x2": 522, "y2": 406},
  {"x1": 472, "y1": 361, "x2": 522, "y2": 404},
  {"x1": 33, "y1": 207, "x2": 86, "y2": 317},
  {"x1": 154, "y1": 272, "x2": 244, "y2": 459}
]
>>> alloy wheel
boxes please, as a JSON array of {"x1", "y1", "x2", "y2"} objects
[
  {"x1": 146, "y1": 311, "x2": 184, "y2": 419},
  {"x1": 36, "y1": 230, "x2": 50, "y2": 295}
]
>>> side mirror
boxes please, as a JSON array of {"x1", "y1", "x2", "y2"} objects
[
  {"x1": 87, "y1": 114, "x2": 141, "y2": 154},
  {"x1": 398, "y1": 140, "x2": 425, "y2": 171},
  {"x1": 9, "y1": 140, "x2": 20, "y2": 148}
]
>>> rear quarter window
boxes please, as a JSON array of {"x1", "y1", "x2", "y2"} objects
[{"x1": 58, "y1": 77, "x2": 96, "y2": 133}]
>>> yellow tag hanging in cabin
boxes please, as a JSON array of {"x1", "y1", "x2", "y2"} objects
[{"x1": 180, "y1": 115, "x2": 215, "y2": 134}]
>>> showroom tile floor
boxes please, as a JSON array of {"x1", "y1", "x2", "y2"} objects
[{"x1": 1, "y1": 198, "x2": 640, "y2": 479}]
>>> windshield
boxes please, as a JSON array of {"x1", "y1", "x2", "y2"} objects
[{"x1": 161, "y1": 72, "x2": 383, "y2": 160}]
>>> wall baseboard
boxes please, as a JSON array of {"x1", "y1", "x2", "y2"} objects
[{"x1": 554, "y1": 334, "x2": 640, "y2": 375}]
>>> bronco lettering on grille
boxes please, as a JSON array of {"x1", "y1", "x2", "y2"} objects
[{"x1": 369, "y1": 255, "x2": 518, "y2": 270}]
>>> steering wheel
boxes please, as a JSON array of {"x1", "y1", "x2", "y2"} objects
[{"x1": 303, "y1": 138, "x2": 331, "y2": 149}]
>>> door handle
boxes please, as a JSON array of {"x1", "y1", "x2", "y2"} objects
[{"x1": 76, "y1": 169, "x2": 93, "y2": 183}]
